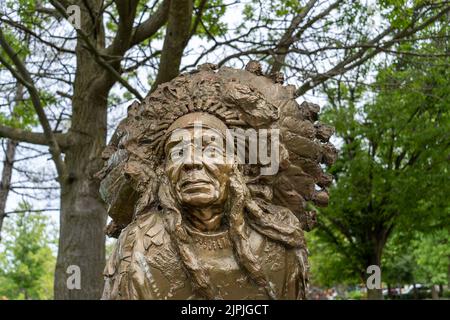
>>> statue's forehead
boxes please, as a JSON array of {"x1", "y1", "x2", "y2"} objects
[
  {"x1": 165, "y1": 126, "x2": 224, "y2": 151},
  {"x1": 166, "y1": 112, "x2": 228, "y2": 136},
  {"x1": 165, "y1": 113, "x2": 227, "y2": 148},
  {"x1": 168, "y1": 126, "x2": 223, "y2": 141},
  {"x1": 174, "y1": 123, "x2": 221, "y2": 133}
]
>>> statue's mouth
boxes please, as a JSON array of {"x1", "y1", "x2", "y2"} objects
[
  {"x1": 179, "y1": 179, "x2": 211, "y2": 189},
  {"x1": 179, "y1": 169, "x2": 213, "y2": 189}
]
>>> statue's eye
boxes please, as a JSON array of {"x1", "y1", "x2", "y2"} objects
[
  {"x1": 169, "y1": 147, "x2": 184, "y2": 160},
  {"x1": 204, "y1": 145, "x2": 223, "y2": 158}
]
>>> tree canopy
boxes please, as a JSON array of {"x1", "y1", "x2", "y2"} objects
[{"x1": 308, "y1": 25, "x2": 450, "y2": 298}]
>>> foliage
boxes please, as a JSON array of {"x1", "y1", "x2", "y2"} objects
[
  {"x1": 382, "y1": 240, "x2": 416, "y2": 285},
  {"x1": 310, "y1": 32, "x2": 450, "y2": 289},
  {"x1": 0, "y1": 202, "x2": 56, "y2": 300},
  {"x1": 194, "y1": 0, "x2": 228, "y2": 38},
  {"x1": 347, "y1": 289, "x2": 364, "y2": 300},
  {"x1": 412, "y1": 229, "x2": 450, "y2": 285},
  {"x1": 307, "y1": 231, "x2": 361, "y2": 287},
  {"x1": 0, "y1": 27, "x2": 38, "y2": 130},
  {"x1": 382, "y1": 228, "x2": 449, "y2": 289}
]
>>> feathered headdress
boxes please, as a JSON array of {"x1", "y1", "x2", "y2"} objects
[{"x1": 96, "y1": 61, "x2": 336, "y2": 238}]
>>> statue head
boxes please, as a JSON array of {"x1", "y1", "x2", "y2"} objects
[
  {"x1": 164, "y1": 113, "x2": 233, "y2": 231},
  {"x1": 97, "y1": 62, "x2": 337, "y2": 299}
]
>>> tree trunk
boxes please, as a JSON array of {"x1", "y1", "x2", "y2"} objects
[
  {"x1": 387, "y1": 283, "x2": 393, "y2": 300},
  {"x1": 447, "y1": 259, "x2": 450, "y2": 288},
  {"x1": 0, "y1": 81, "x2": 23, "y2": 241},
  {"x1": 0, "y1": 139, "x2": 17, "y2": 241},
  {"x1": 54, "y1": 87, "x2": 109, "y2": 299},
  {"x1": 53, "y1": 75, "x2": 109, "y2": 299},
  {"x1": 367, "y1": 287, "x2": 383, "y2": 300},
  {"x1": 431, "y1": 285, "x2": 439, "y2": 300},
  {"x1": 54, "y1": 0, "x2": 109, "y2": 299}
]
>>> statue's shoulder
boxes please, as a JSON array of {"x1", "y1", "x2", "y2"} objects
[
  {"x1": 134, "y1": 211, "x2": 168, "y2": 250},
  {"x1": 104, "y1": 211, "x2": 190, "y2": 299},
  {"x1": 104, "y1": 211, "x2": 169, "y2": 276}
]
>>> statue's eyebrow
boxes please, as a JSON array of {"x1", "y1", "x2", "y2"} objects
[
  {"x1": 164, "y1": 128, "x2": 225, "y2": 153},
  {"x1": 201, "y1": 129, "x2": 225, "y2": 143},
  {"x1": 202, "y1": 133, "x2": 223, "y2": 142},
  {"x1": 164, "y1": 136, "x2": 187, "y2": 155}
]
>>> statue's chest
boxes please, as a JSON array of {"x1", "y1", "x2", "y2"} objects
[
  {"x1": 134, "y1": 228, "x2": 288, "y2": 299},
  {"x1": 194, "y1": 228, "x2": 288, "y2": 299}
]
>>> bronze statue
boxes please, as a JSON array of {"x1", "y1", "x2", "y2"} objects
[{"x1": 97, "y1": 62, "x2": 336, "y2": 300}]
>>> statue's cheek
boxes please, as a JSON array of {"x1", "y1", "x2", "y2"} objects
[{"x1": 165, "y1": 162, "x2": 181, "y2": 184}]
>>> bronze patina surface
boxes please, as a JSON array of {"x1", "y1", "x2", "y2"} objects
[{"x1": 97, "y1": 62, "x2": 336, "y2": 300}]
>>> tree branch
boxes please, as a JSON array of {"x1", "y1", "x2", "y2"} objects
[
  {"x1": 186, "y1": 0, "x2": 208, "y2": 44},
  {"x1": 105, "y1": 0, "x2": 140, "y2": 55},
  {"x1": 49, "y1": 0, "x2": 144, "y2": 101},
  {"x1": 150, "y1": 0, "x2": 193, "y2": 92},
  {"x1": 0, "y1": 17, "x2": 76, "y2": 54},
  {"x1": 0, "y1": 125, "x2": 70, "y2": 150},
  {"x1": 0, "y1": 29, "x2": 68, "y2": 180},
  {"x1": 217, "y1": 48, "x2": 272, "y2": 67},
  {"x1": 129, "y1": 0, "x2": 171, "y2": 48},
  {"x1": 269, "y1": 0, "x2": 320, "y2": 73},
  {"x1": 295, "y1": 5, "x2": 450, "y2": 97}
]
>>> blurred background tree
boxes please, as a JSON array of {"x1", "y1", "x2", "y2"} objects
[
  {"x1": 0, "y1": 202, "x2": 56, "y2": 300},
  {"x1": 307, "y1": 20, "x2": 450, "y2": 299}
]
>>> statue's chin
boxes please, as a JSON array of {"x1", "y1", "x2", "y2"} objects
[{"x1": 179, "y1": 193, "x2": 218, "y2": 207}]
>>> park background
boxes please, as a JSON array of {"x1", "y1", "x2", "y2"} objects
[{"x1": 0, "y1": 0, "x2": 448, "y2": 300}]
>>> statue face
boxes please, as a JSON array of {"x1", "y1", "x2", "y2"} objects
[{"x1": 165, "y1": 125, "x2": 233, "y2": 215}]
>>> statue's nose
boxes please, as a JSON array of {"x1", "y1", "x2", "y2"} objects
[
  {"x1": 182, "y1": 144, "x2": 204, "y2": 170},
  {"x1": 183, "y1": 161, "x2": 203, "y2": 171}
]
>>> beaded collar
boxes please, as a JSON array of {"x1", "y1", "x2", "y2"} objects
[{"x1": 185, "y1": 224, "x2": 232, "y2": 251}]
